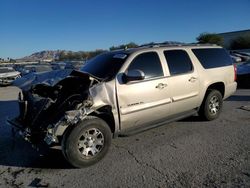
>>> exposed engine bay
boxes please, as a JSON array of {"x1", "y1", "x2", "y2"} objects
[{"x1": 8, "y1": 70, "x2": 110, "y2": 145}]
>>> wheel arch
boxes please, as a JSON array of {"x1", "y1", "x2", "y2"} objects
[
  {"x1": 89, "y1": 105, "x2": 116, "y2": 134},
  {"x1": 60, "y1": 105, "x2": 117, "y2": 145},
  {"x1": 199, "y1": 81, "x2": 225, "y2": 111},
  {"x1": 205, "y1": 82, "x2": 225, "y2": 99}
]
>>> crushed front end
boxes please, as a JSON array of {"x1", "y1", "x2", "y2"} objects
[{"x1": 7, "y1": 70, "x2": 98, "y2": 146}]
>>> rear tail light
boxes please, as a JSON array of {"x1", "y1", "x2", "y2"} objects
[{"x1": 233, "y1": 64, "x2": 237, "y2": 81}]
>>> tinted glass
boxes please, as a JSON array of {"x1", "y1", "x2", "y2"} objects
[
  {"x1": 164, "y1": 50, "x2": 193, "y2": 75},
  {"x1": 128, "y1": 52, "x2": 163, "y2": 79},
  {"x1": 81, "y1": 52, "x2": 128, "y2": 80},
  {"x1": 192, "y1": 48, "x2": 233, "y2": 69}
]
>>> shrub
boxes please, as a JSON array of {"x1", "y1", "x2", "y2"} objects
[{"x1": 197, "y1": 33, "x2": 224, "y2": 46}]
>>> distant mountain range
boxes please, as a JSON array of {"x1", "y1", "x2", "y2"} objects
[{"x1": 16, "y1": 50, "x2": 65, "y2": 62}]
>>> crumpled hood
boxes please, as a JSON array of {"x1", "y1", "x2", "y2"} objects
[{"x1": 13, "y1": 69, "x2": 100, "y2": 91}]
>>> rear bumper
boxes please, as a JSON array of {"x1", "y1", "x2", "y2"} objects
[{"x1": 224, "y1": 82, "x2": 237, "y2": 99}]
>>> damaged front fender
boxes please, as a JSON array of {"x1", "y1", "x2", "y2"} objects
[
  {"x1": 11, "y1": 70, "x2": 119, "y2": 146},
  {"x1": 44, "y1": 80, "x2": 120, "y2": 145}
]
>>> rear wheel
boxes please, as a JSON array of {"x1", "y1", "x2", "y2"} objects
[
  {"x1": 62, "y1": 116, "x2": 112, "y2": 168},
  {"x1": 199, "y1": 90, "x2": 223, "y2": 121}
]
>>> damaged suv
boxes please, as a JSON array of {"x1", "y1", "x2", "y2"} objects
[{"x1": 8, "y1": 44, "x2": 237, "y2": 167}]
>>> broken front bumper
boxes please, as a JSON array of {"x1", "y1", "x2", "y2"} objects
[
  {"x1": 6, "y1": 72, "x2": 96, "y2": 145},
  {"x1": 6, "y1": 92, "x2": 28, "y2": 132},
  {"x1": 6, "y1": 91, "x2": 54, "y2": 144},
  {"x1": 6, "y1": 117, "x2": 32, "y2": 143},
  {"x1": 6, "y1": 117, "x2": 24, "y2": 130}
]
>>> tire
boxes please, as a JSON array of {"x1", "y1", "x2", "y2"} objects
[
  {"x1": 199, "y1": 90, "x2": 223, "y2": 121},
  {"x1": 62, "y1": 116, "x2": 112, "y2": 168}
]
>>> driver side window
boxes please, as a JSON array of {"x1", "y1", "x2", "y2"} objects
[{"x1": 128, "y1": 52, "x2": 163, "y2": 79}]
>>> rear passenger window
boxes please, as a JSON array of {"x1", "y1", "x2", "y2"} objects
[
  {"x1": 164, "y1": 50, "x2": 193, "y2": 75},
  {"x1": 192, "y1": 48, "x2": 233, "y2": 69},
  {"x1": 128, "y1": 52, "x2": 163, "y2": 79}
]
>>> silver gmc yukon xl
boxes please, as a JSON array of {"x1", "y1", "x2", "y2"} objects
[{"x1": 8, "y1": 44, "x2": 237, "y2": 167}]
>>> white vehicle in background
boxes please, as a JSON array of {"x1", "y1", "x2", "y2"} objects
[
  {"x1": 0, "y1": 67, "x2": 21, "y2": 86},
  {"x1": 232, "y1": 52, "x2": 250, "y2": 62},
  {"x1": 230, "y1": 55, "x2": 242, "y2": 63}
]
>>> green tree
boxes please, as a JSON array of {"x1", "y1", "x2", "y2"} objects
[
  {"x1": 74, "y1": 52, "x2": 82, "y2": 60},
  {"x1": 9, "y1": 58, "x2": 16, "y2": 63},
  {"x1": 67, "y1": 51, "x2": 74, "y2": 60},
  {"x1": 110, "y1": 42, "x2": 138, "y2": 51},
  {"x1": 197, "y1": 33, "x2": 224, "y2": 46},
  {"x1": 59, "y1": 51, "x2": 68, "y2": 61},
  {"x1": 88, "y1": 49, "x2": 106, "y2": 59},
  {"x1": 230, "y1": 35, "x2": 250, "y2": 50}
]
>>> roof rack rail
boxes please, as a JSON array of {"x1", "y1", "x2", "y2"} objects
[
  {"x1": 138, "y1": 42, "x2": 218, "y2": 49},
  {"x1": 138, "y1": 42, "x2": 184, "y2": 48},
  {"x1": 109, "y1": 42, "x2": 218, "y2": 52},
  {"x1": 189, "y1": 43, "x2": 218, "y2": 46}
]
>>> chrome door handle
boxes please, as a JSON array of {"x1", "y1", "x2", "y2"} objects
[
  {"x1": 156, "y1": 83, "x2": 167, "y2": 89},
  {"x1": 188, "y1": 77, "x2": 197, "y2": 82}
]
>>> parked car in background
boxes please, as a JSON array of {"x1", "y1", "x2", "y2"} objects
[
  {"x1": 51, "y1": 61, "x2": 84, "y2": 70},
  {"x1": 231, "y1": 51, "x2": 250, "y2": 62},
  {"x1": 0, "y1": 67, "x2": 21, "y2": 86},
  {"x1": 20, "y1": 64, "x2": 53, "y2": 76},
  {"x1": 236, "y1": 51, "x2": 250, "y2": 58},
  {"x1": 237, "y1": 60, "x2": 250, "y2": 88},
  {"x1": 51, "y1": 62, "x2": 67, "y2": 70},
  {"x1": 67, "y1": 61, "x2": 84, "y2": 70},
  {"x1": 230, "y1": 54, "x2": 242, "y2": 63}
]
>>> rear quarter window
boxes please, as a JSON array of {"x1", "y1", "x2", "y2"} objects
[{"x1": 192, "y1": 48, "x2": 233, "y2": 69}]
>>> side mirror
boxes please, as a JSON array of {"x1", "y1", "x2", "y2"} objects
[{"x1": 123, "y1": 69, "x2": 145, "y2": 83}]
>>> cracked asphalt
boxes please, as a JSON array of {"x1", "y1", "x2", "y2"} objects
[{"x1": 0, "y1": 86, "x2": 250, "y2": 187}]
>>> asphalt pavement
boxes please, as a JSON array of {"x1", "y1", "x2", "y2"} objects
[{"x1": 0, "y1": 86, "x2": 250, "y2": 188}]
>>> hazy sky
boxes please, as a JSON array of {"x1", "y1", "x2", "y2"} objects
[{"x1": 1, "y1": 0, "x2": 250, "y2": 59}]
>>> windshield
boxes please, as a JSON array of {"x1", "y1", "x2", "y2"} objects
[{"x1": 80, "y1": 52, "x2": 129, "y2": 80}]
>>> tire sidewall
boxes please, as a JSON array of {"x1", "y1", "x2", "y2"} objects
[
  {"x1": 204, "y1": 90, "x2": 223, "y2": 121},
  {"x1": 63, "y1": 117, "x2": 112, "y2": 168}
]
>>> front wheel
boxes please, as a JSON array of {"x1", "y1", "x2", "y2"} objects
[
  {"x1": 62, "y1": 116, "x2": 112, "y2": 168},
  {"x1": 199, "y1": 90, "x2": 223, "y2": 121}
]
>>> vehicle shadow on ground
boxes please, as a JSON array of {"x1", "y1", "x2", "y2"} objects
[
  {"x1": 178, "y1": 115, "x2": 205, "y2": 122},
  {"x1": 0, "y1": 100, "x2": 73, "y2": 169},
  {"x1": 237, "y1": 85, "x2": 250, "y2": 89},
  {"x1": 0, "y1": 135, "x2": 73, "y2": 169}
]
